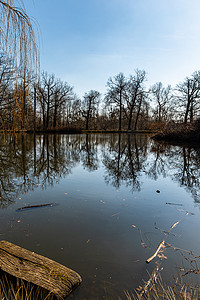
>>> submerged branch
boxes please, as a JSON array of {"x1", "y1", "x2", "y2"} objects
[
  {"x1": 146, "y1": 212, "x2": 189, "y2": 264},
  {"x1": 146, "y1": 241, "x2": 165, "y2": 264},
  {"x1": 17, "y1": 202, "x2": 56, "y2": 211}
]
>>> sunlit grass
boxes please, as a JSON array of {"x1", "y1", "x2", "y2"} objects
[
  {"x1": 124, "y1": 280, "x2": 199, "y2": 300},
  {"x1": 0, "y1": 273, "x2": 55, "y2": 300}
]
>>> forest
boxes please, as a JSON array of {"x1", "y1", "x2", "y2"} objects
[
  {"x1": 1, "y1": 1, "x2": 200, "y2": 134},
  {"x1": 1, "y1": 53, "x2": 200, "y2": 133}
]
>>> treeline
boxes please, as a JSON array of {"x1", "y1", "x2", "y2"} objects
[{"x1": 1, "y1": 53, "x2": 200, "y2": 131}]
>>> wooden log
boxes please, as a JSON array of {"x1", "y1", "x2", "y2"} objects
[{"x1": 0, "y1": 240, "x2": 82, "y2": 299}]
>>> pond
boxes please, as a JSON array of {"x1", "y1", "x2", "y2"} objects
[{"x1": 0, "y1": 133, "x2": 200, "y2": 299}]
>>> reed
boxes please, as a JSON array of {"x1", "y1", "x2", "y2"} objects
[{"x1": 124, "y1": 279, "x2": 199, "y2": 299}]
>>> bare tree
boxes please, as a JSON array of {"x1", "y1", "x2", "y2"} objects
[
  {"x1": 82, "y1": 90, "x2": 100, "y2": 130},
  {"x1": 52, "y1": 80, "x2": 74, "y2": 128},
  {"x1": 133, "y1": 93, "x2": 147, "y2": 130},
  {"x1": 0, "y1": 54, "x2": 17, "y2": 129},
  {"x1": 176, "y1": 71, "x2": 200, "y2": 123},
  {"x1": 151, "y1": 82, "x2": 172, "y2": 122},
  {"x1": 65, "y1": 97, "x2": 82, "y2": 127},
  {"x1": 0, "y1": 0, "x2": 38, "y2": 70},
  {"x1": 0, "y1": 0, "x2": 39, "y2": 131},
  {"x1": 125, "y1": 70, "x2": 147, "y2": 130},
  {"x1": 38, "y1": 72, "x2": 56, "y2": 129},
  {"x1": 37, "y1": 72, "x2": 75, "y2": 129},
  {"x1": 105, "y1": 73, "x2": 127, "y2": 131}
]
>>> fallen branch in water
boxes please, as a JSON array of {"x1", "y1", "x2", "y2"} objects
[
  {"x1": 166, "y1": 202, "x2": 183, "y2": 206},
  {"x1": 169, "y1": 212, "x2": 189, "y2": 232},
  {"x1": 146, "y1": 212, "x2": 189, "y2": 264},
  {"x1": 17, "y1": 203, "x2": 56, "y2": 211},
  {"x1": 146, "y1": 241, "x2": 165, "y2": 264},
  {"x1": 154, "y1": 222, "x2": 178, "y2": 237},
  {"x1": 165, "y1": 243, "x2": 200, "y2": 259}
]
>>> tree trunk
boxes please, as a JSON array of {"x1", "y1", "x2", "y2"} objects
[
  {"x1": 33, "y1": 86, "x2": 36, "y2": 132},
  {"x1": 190, "y1": 101, "x2": 193, "y2": 123},
  {"x1": 43, "y1": 111, "x2": 46, "y2": 129},
  {"x1": 128, "y1": 105, "x2": 134, "y2": 130},
  {"x1": 53, "y1": 105, "x2": 57, "y2": 128},
  {"x1": 46, "y1": 106, "x2": 49, "y2": 128},
  {"x1": 134, "y1": 97, "x2": 142, "y2": 130},
  {"x1": 21, "y1": 84, "x2": 26, "y2": 130},
  {"x1": 85, "y1": 100, "x2": 92, "y2": 130},
  {"x1": 119, "y1": 90, "x2": 122, "y2": 131},
  {"x1": 86, "y1": 115, "x2": 89, "y2": 130},
  {"x1": 184, "y1": 92, "x2": 191, "y2": 123}
]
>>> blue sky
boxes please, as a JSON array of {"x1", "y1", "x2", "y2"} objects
[{"x1": 25, "y1": 0, "x2": 200, "y2": 97}]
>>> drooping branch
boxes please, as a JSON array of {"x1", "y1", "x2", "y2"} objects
[{"x1": 0, "y1": 0, "x2": 39, "y2": 71}]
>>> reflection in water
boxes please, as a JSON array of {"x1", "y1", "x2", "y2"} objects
[
  {"x1": 1, "y1": 133, "x2": 200, "y2": 207},
  {"x1": 103, "y1": 134, "x2": 148, "y2": 190},
  {"x1": 147, "y1": 142, "x2": 200, "y2": 202},
  {"x1": 1, "y1": 133, "x2": 200, "y2": 299}
]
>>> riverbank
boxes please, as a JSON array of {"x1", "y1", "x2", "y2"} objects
[
  {"x1": 152, "y1": 121, "x2": 200, "y2": 144},
  {"x1": 0, "y1": 128, "x2": 155, "y2": 134}
]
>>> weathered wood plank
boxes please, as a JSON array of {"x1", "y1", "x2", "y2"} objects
[{"x1": 0, "y1": 241, "x2": 82, "y2": 299}]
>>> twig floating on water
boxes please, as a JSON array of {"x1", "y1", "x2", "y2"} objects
[
  {"x1": 146, "y1": 241, "x2": 165, "y2": 264},
  {"x1": 111, "y1": 212, "x2": 120, "y2": 217},
  {"x1": 17, "y1": 203, "x2": 56, "y2": 211},
  {"x1": 169, "y1": 212, "x2": 189, "y2": 232},
  {"x1": 170, "y1": 221, "x2": 180, "y2": 229}
]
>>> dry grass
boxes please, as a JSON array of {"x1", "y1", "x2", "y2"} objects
[
  {"x1": 0, "y1": 273, "x2": 55, "y2": 300},
  {"x1": 124, "y1": 280, "x2": 199, "y2": 300},
  {"x1": 123, "y1": 248, "x2": 200, "y2": 300}
]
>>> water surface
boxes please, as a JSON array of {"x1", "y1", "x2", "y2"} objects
[{"x1": 0, "y1": 134, "x2": 200, "y2": 299}]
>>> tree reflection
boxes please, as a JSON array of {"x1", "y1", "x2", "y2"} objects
[
  {"x1": 102, "y1": 134, "x2": 148, "y2": 190},
  {"x1": 0, "y1": 134, "x2": 80, "y2": 207},
  {"x1": 1, "y1": 134, "x2": 200, "y2": 208},
  {"x1": 145, "y1": 142, "x2": 169, "y2": 180},
  {"x1": 168, "y1": 146, "x2": 200, "y2": 202},
  {"x1": 147, "y1": 141, "x2": 200, "y2": 203},
  {"x1": 80, "y1": 134, "x2": 99, "y2": 171}
]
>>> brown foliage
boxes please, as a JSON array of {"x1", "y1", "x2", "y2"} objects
[{"x1": 152, "y1": 120, "x2": 200, "y2": 143}]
